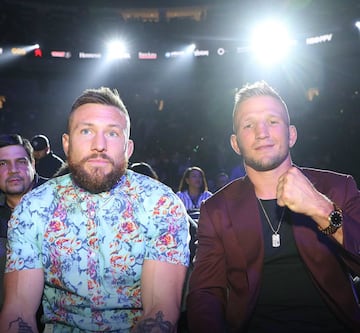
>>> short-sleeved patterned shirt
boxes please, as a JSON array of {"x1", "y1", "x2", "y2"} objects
[{"x1": 6, "y1": 170, "x2": 190, "y2": 332}]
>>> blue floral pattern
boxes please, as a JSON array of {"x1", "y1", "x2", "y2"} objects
[{"x1": 6, "y1": 170, "x2": 190, "y2": 332}]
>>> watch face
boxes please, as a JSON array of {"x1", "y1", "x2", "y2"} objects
[{"x1": 330, "y1": 210, "x2": 343, "y2": 228}]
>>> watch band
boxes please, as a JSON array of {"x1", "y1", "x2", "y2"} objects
[{"x1": 319, "y1": 223, "x2": 340, "y2": 235}]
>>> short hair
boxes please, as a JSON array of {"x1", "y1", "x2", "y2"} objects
[
  {"x1": 232, "y1": 81, "x2": 289, "y2": 132},
  {"x1": 0, "y1": 134, "x2": 34, "y2": 164},
  {"x1": 178, "y1": 166, "x2": 209, "y2": 193},
  {"x1": 67, "y1": 87, "x2": 129, "y2": 132},
  {"x1": 130, "y1": 162, "x2": 159, "y2": 180}
]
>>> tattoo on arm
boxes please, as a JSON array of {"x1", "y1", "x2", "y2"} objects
[
  {"x1": 132, "y1": 311, "x2": 176, "y2": 333},
  {"x1": 8, "y1": 317, "x2": 34, "y2": 333}
]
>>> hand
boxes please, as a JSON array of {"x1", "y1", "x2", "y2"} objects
[{"x1": 276, "y1": 166, "x2": 332, "y2": 218}]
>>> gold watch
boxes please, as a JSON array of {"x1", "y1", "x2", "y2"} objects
[{"x1": 318, "y1": 203, "x2": 343, "y2": 235}]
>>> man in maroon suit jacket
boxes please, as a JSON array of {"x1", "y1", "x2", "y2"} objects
[{"x1": 187, "y1": 81, "x2": 360, "y2": 332}]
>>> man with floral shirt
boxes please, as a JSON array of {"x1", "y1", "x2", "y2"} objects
[{"x1": 0, "y1": 87, "x2": 190, "y2": 333}]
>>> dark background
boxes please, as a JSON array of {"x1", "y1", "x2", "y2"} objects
[{"x1": 1, "y1": 0, "x2": 359, "y2": 190}]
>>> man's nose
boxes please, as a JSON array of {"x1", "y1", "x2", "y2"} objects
[
  {"x1": 8, "y1": 162, "x2": 20, "y2": 173},
  {"x1": 91, "y1": 133, "x2": 107, "y2": 151},
  {"x1": 255, "y1": 122, "x2": 269, "y2": 138}
]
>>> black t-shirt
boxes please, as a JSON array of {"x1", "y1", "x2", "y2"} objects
[
  {"x1": 246, "y1": 199, "x2": 349, "y2": 333},
  {"x1": 36, "y1": 152, "x2": 64, "y2": 179},
  {"x1": 0, "y1": 201, "x2": 11, "y2": 238}
]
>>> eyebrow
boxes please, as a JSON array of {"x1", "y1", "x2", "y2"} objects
[
  {"x1": 0, "y1": 157, "x2": 29, "y2": 163},
  {"x1": 73, "y1": 122, "x2": 125, "y2": 130}
]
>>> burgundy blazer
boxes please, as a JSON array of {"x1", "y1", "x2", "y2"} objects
[{"x1": 187, "y1": 167, "x2": 360, "y2": 332}]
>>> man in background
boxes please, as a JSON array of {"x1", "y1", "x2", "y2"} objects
[
  {"x1": 30, "y1": 134, "x2": 65, "y2": 179},
  {"x1": 0, "y1": 134, "x2": 37, "y2": 308}
]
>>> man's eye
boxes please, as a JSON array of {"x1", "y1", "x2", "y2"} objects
[
  {"x1": 0, "y1": 161, "x2": 7, "y2": 167},
  {"x1": 108, "y1": 131, "x2": 119, "y2": 137},
  {"x1": 18, "y1": 160, "x2": 28, "y2": 165},
  {"x1": 80, "y1": 129, "x2": 91, "y2": 135}
]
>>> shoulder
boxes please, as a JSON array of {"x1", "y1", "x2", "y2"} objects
[
  {"x1": 21, "y1": 174, "x2": 71, "y2": 206},
  {"x1": 300, "y1": 166, "x2": 355, "y2": 184},
  {"x1": 203, "y1": 176, "x2": 252, "y2": 206},
  {"x1": 201, "y1": 191, "x2": 213, "y2": 199},
  {"x1": 122, "y1": 170, "x2": 179, "y2": 200},
  {"x1": 176, "y1": 191, "x2": 187, "y2": 198},
  {"x1": 298, "y1": 166, "x2": 358, "y2": 197}
]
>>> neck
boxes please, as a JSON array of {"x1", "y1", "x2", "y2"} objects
[
  {"x1": 6, "y1": 195, "x2": 22, "y2": 210},
  {"x1": 246, "y1": 160, "x2": 293, "y2": 199},
  {"x1": 188, "y1": 188, "x2": 200, "y2": 196}
]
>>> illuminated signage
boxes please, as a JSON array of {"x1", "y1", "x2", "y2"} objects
[
  {"x1": 306, "y1": 33, "x2": 333, "y2": 45},
  {"x1": 165, "y1": 50, "x2": 185, "y2": 58},
  {"x1": 11, "y1": 47, "x2": 26, "y2": 56},
  {"x1": 34, "y1": 48, "x2": 43, "y2": 57},
  {"x1": 51, "y1": 51, "x2": 72, "y2": 58},
  {"x1": 194, "y1": 49, "x2": 209, "y2": 57},
  {"x1": 138, "y1": 52, "x2": 157, "y2": 59},
  {"x1": 79, "y1": 52, "x2": 102, "y2": 59},
  {"x1": 217, "y1": 48, "x2": 225, "y2": 56}
]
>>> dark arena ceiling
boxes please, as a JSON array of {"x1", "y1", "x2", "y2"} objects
[{"x1": 0, "y1": 0, "x2": 360, "y2": 187}]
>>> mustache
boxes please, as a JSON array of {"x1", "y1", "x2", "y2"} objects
[
  {"x1": 7, "y1": 176, "x2": 23, "y2": 182},
  {"x1": 81, "y1": 153, "x2": 114, "y2": 165}
]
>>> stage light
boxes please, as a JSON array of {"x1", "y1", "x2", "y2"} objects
[
  {"x1": 106, "y1": 40, "x2": 130, "y2": 59},
  {"x1": 186, "y1": 43, "x2": 196, "y2": 53},
  {"x1": 356, "y1": 21, "x2": 360, "y2": 30},
  {"x1": 250, "y1": 20, "x2": 294, "y2": 65}
]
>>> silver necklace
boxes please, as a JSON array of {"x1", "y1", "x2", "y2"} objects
[{"x1": 258, "y1": 199, "x2": 286, "y2": 248}]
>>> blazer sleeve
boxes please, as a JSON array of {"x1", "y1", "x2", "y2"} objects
[
  {"x1": 333, "y1": 174, "x2": 360, "y2": 275},
  {"x1": 186, "y1": 202, "x2": 228, "y2": 333},
  {"x1": 305, "y1": 168, "x2": 360, "y2": 274}
]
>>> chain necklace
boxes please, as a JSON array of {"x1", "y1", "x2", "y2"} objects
[{"x1": 258, "y1": 199, "x2": 286, "y2": 248}]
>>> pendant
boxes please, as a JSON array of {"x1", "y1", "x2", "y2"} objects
[{"x1": 272, "y1": 233, "x2": 280, "y2": 247}]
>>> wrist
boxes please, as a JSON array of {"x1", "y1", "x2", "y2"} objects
[{"x1": 318, "y1": 203, "x2": 343, "y2": 235}]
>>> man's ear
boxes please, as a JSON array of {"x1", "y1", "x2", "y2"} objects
[
  {"x1": 230, "y1": 134, "x2": 242, "y2": 156},
  {"x1": 126, "y1": 139, "x2": 134, "y2": 160},
  {"x1": 62, "y1": 133, "x2": 69, "y2": 158},
  {"x1": 289, "y1": 125, "x2": 297, "y2": 148}
]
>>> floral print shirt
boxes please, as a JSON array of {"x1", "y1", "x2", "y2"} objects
[{"x1": 6, "y1": 170, "x2": 190, "y2": 332}]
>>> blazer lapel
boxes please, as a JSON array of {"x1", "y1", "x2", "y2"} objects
[{"x1": 224, "y1": 177, "x2": 265, "y2": 314}]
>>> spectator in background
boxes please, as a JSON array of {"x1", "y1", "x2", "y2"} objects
[
  {"x1": 229, "y1": 162, "x2": 246, "y2": 181},
  {"x1": 214, "y1": 171, "x2": 230, "y2": 192},
  {"x1": 30, "y1": 134, "x2": 65, "y2": 179},
  {"x1": 0, "y1": 87, "x2": 189, "y2": 332},
  {"x1": 176, "y1": 166, "x2": 212, "y2": 214},
  {"x1": 176, "y1": 166, "x2": 212, "y2": 261},
  {"x1": 0, "y1": 134, "x2": 37, "y2": 308},
  {"x1": 129, "y1": 161, "x2": 159, "y2": 180}
]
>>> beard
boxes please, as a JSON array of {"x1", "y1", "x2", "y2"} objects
[
  {"x1": 4, "y1": 178, "x2": 34, "y2": 196},
  {"x1": 242, "y1": 153, "x2": 287, "y2": 172},
  {"x1": 237, "y1": 139, "x2": 289, "y2": 172},
  {"x1": 68, "y1": 153, "x2": 127, "y2": 194}
]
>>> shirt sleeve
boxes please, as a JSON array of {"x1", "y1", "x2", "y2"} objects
[
  {"x1": 142, "y1": 187, "x2": 190, "y2": 267},
  {"x1": 6, "y1": 193, "x2": 44, "y2": 272}
]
